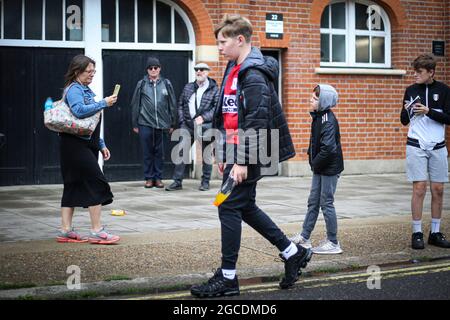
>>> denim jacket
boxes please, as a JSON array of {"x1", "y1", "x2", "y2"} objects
[{"x1": 64, "y1": 82, "x2": 107, "y2": 149}]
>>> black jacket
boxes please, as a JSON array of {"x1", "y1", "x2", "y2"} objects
[
  {"x1": 213, "y1": 47, "x2": 295, "y2": 180},
  {"x1": 178, "y1": 77, "x2": 219, "y2": 131},
  {"x1": 400, "y1": 80, "x2": 450, "y2": 126},
  {"x1": 308, "y1": 84, "x2": 344, "y2": 176},
  {"x1": 130, "y1": 76, "x2": 177, "y2": 129}
]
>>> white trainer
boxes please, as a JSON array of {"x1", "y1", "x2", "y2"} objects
[
  {"x1": 312, "y1": 239, "x2": 343, "y2": 254},
  {"x1": 289, "y1": 233, "x2": 312, "y2": 249}
]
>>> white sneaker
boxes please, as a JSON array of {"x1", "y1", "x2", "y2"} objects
[
  {"x1": 312, "y1": 239, "x2": 343, "y2": 254},
  {"x1": 289, "y1": 233, "x2": 312, "y2": 249}
]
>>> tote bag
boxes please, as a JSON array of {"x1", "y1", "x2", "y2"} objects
[{"x1": 44, "y1": 85, "x2": 101, "y2": 136}]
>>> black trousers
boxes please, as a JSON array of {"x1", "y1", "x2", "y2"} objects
[
  {"x1": 218, "y1": 165, "x2": 291, "y2": 269},
  {"x1": 172, "y1": 133, "x2": 213, "y2": 184}
]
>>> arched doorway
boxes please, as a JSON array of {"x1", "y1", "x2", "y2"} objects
[
  {"x1": 99, "y1": 0, "x2": 196, "y2": 182},
  {"x1": 0, "y1": 0, "x2": 196, "y2": 185}
]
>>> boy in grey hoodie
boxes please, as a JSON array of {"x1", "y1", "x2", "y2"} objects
[{"x1": 290, "y1": 84, "x2": 344, "y2": 254}]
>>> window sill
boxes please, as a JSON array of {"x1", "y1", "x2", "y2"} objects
[{"x1": 315, "y1": 68, "x2": 407, "y2": 76}]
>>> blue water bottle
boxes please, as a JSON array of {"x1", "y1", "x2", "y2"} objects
[{"x1": 44, "y1": 97, "x2": 53, "y2": 111}]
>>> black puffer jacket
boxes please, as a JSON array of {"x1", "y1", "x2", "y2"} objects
[
  {"x1": 178, "y1": 77, "x2": 219, "y2": 131},
  {"x1": 213, "y1": 47, "x2": 295, "y2": 179},
  {"x1": 308, "y1": 84, "x2": 344, "y2": 176}
]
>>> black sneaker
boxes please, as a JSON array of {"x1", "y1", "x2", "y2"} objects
[
  {"x1": 412, "y1": 232, "x2": 425, "y2": 250},
  {"x1": 428, "y1": 232, "x2": 450, "y2": 248},
  {"x1": 165, "y1": 182, "x2": 182, "y2": 191},
  {"x1": 279, "y1": 245, "x2": 313, "y2": 289},
  {"x1": 199, "y1": 181, "x2": 210, "y2": 191},
  {"x1": 190, "y1": 268, "x2": 240, "y2": 298}
]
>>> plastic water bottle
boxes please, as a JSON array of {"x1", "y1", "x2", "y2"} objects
[
  {"x1": 44, "y1": 97, "x2": 53, "y2": 111},
  {"x1": 213, "y1": 173, "x2": 236, "y2": 207}
]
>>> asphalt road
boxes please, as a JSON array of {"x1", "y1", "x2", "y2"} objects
[{"x1": 138, "y1": 260, "x2": 450, "y2": 301}]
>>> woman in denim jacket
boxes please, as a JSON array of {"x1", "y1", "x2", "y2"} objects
[{"x1": 57, "y1": 54, "x2": 120, "y2": 245}]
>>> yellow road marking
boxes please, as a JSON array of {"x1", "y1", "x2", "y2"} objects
[{"x1": 126, "y1": 261, "x2": 450, "y2": 300}]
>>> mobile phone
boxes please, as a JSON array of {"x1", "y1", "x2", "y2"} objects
[{"x1": 113, "y1": 84, "x2": 121, "y2": 96}]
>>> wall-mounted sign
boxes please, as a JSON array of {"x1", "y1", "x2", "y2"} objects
[
  {"x1": 432, "y1": 41, "x2": 445, "y2": 57},
  {"x1": 266, "y1": 13, "x2": 283, "y2": 39}
]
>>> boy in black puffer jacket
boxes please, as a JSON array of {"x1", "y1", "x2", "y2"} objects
[{"x1": 190, "y1": 14, "x2": 312, "y2": 299}]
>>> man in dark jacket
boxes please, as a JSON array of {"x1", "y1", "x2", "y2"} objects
[
  {"x1": 130, "y1": 57, "x2": 177, "y2": 189},
  {"x1": 190, "y1": 14, "x2": 312, "y2": 299},
  {"x1": 166, "y1": 63, "x2": 219, "y2": 191},
  {"x1": 290, "y1": 84, "x2": 344, "y2": 255}
]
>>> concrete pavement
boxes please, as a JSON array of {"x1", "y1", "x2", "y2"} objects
[{"x1": 0, "y1": 173, "x2": 449, "y2": 299}]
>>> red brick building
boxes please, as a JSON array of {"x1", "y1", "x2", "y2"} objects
[
  {"x1": 183, "y1": 0, "x2": 450, "y2": 175},
  {"x1": 0, "y1": 0, "x2": 448, "y2": 185}
]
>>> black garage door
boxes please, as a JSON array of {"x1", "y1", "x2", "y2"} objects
[
  {"x1": 0, "y1": 47, "x2": 83, "y2": 186},
  {"x1": 0, "y1": 48, "x2": 190, "y2": 185},
  {"x1": 102, "y1": 50, "x2": 190, "y2": 182}
]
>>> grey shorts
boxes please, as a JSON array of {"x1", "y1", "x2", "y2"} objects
[{"x1": 406, "y1": 145, "x2": 449, "y2": 183}]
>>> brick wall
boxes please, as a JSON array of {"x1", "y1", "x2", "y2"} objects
[{"x1": 185, "y1": 0, "x2": 450, "y2": 163}]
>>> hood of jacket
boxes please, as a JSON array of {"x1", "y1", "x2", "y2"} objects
[
  {"x1": 317, "y1": 84, "x2": 338, "y2": 112},
  {"x1": 239, "y1": 47, "x2": 278, "y2": 82}
]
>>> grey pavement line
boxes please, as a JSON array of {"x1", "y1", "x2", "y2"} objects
[
  {"x1": 257, "y1": 199, "x2": 303, "y2": 209},
  {"x1": 240, "y1": 245, "x2": 279, "y2": 259},
  {"x1": 0, "y1": 209, "x2": 59, "y2": 229}
]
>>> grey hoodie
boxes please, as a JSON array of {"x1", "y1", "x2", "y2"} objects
[
  {"x1": 309, "y1": 84, "x2": 343, "y2": 175},
  {"x1": 317, "y1": 84, "x2": 339, "y2": 112}
]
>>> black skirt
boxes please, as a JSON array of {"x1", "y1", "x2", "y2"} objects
[{"x1": 59, "y1": 122, "x2": 113, "y2": 208}]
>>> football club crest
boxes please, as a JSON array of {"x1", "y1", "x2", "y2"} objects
[{"x1": 433, "y1": 94, "x2": 439, "y2": 101}]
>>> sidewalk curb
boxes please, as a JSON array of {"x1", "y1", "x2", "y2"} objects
[{"x1": 2, "y1": 253, "x2": 449, "y2": 300}]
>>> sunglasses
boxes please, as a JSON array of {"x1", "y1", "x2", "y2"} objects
[
  {"x1": 194, "y1": 68, "x2": 208, "y2": 72},
  {"x1": 148, "y1": 66, "x2": 160, "y2": 70}
]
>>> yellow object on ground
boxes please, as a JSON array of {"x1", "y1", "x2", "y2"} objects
[{"x1": 111, "y1": 209, "x2": 126, "y2": 216}]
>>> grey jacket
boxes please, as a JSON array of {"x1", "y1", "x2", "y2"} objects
[{"x1": 131, "y1": 76, "x2": 177, "y2": 129}]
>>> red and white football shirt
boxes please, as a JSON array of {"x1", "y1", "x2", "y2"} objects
[{"x1": 222, "y1": 64, "x2": 241, "y2": 145}]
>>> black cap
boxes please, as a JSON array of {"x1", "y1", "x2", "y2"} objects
[{"x1": 146, "y1": 57, "x2": 161, "y2": 69}]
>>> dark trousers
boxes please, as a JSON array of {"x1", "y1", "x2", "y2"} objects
[
  {"x1": 139, "y1": 125, "x2": 164, "y2": 181},
  {"x1": 172, "y1": 134, "x2": 213, "y2": 184},
  {"x1": 219, "y1": 165, "x2": 291, "y2": 270}
]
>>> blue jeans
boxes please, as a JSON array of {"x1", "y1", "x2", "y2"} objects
[
  {"x1": 301, "y1": 174, "x2": 339, "y2": 242},
  {"x1": 138, "y1": 125, "x2": 164, "y2": 181}
]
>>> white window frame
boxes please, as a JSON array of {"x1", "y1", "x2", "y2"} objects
[
  {"x1": 0, "y1": 0, "x2": 85, "y2": 47},
  {"x1": 0, "y1": 0, "x2": 195, "y2": 53},
  {"x1": 101, "y1": 0, "x2": 194, "y2": 51},
  {"x1": 320, "y1": 0, "x2": 391, "y2": 68}
]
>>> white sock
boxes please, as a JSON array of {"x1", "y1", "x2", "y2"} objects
[
  {"x1": 281, "y1": 242, "x2": 298, "y2": 260},
  {"x1": 222, "y1": 269, "x2": 236, "y2": 280},
  {"x1": 412, "y1": 220, "x2": 422, "y2": 233},
  {"x1": 431, "y1": 219, "x2": 441, "y2": 234}
]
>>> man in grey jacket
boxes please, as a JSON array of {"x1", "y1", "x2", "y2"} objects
[
  {"x1": 131, "y1": 57, "x2": 177, "y2": 189},
  {"x1": 166, "y1": 63, "x2": 219, "y2": 191}
]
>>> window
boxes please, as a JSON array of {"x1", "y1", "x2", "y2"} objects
[
  {"x1": 1, "y1": 0, "x2": 83, "y2": 41},
  {"x1": 101, "y1": 0, "x2": 191, "y2": 44},
  {"x1": 320, "y1": 0, "x2": 391, "y2": 68},
  {"x1": 45, "y1": 0, "x2": 62, "y2": 40}
]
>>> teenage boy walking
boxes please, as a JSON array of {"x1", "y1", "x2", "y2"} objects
[
  {"x1": 290, "y1": 85, "x2": 344, "y2": 254},
  {"x1": 190, "y1": 14, "x2": 312, "y2": 298},
  {"x1": 400, "y1": 54, "x2": 450, "y2": 249}
]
